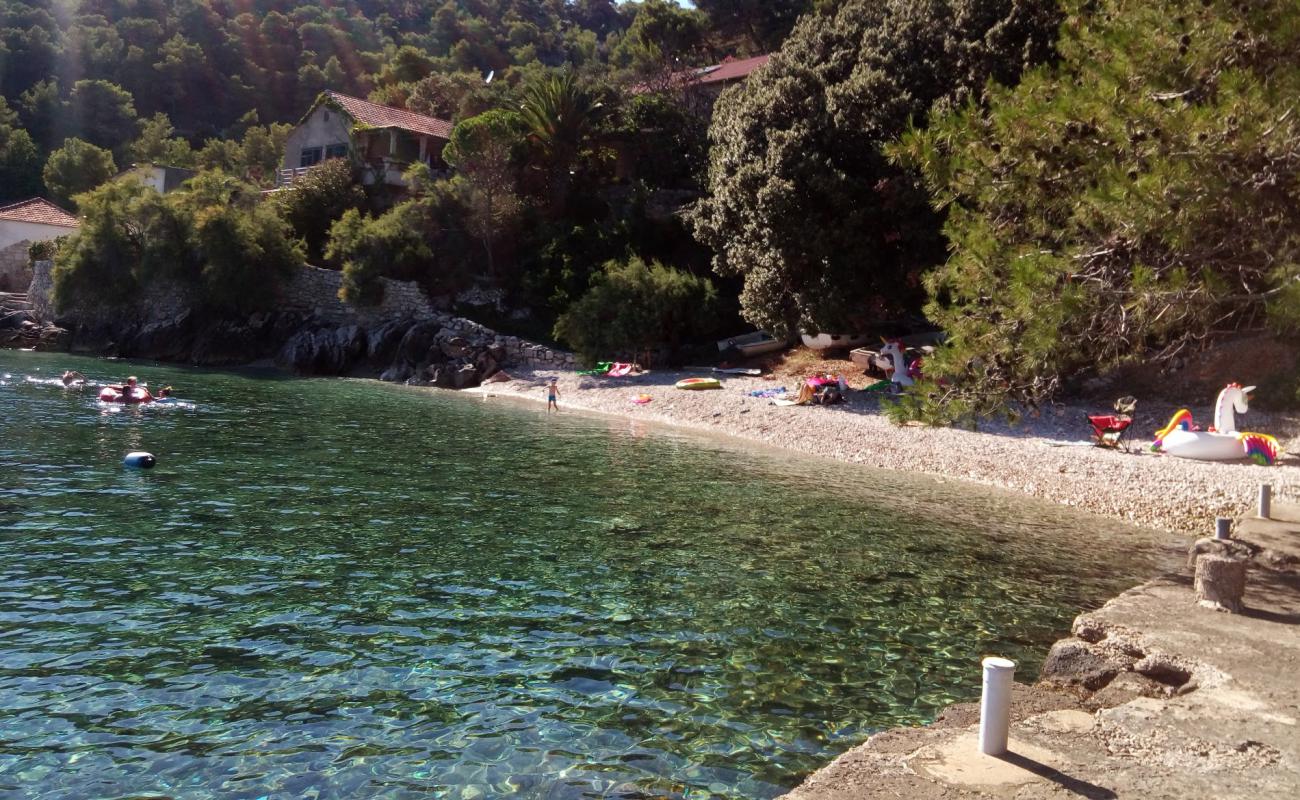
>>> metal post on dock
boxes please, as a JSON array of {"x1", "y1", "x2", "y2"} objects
[
  {"x1": 1258, "y1": 484, "x2": 1272, "y2": 520},
  {"x1": 978, "y1": 657, "x2": 1015, "y2": 756},
  {"x1": 1215, "y1": 517, "x2": 1232, "y2": 540}
]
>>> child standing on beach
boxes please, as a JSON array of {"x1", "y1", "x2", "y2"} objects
[{"x1": 546, "y1": 377, "x2": 560, "y2": 413}]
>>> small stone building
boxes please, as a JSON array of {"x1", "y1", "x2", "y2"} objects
[
  {"x1": 0, "y1": 198, "x2": 79, "y2": 292},
  {"x1": 279, "y1": 91, "x2": 454, "y2": 190}
]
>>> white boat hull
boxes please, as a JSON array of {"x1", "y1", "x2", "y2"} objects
[
  {"x1": 736, "y1": 340, "x2": 786, "y2": 357},
  {"x1": 719, "y1": 332, "x2": 787, "y2": 357},
  {"x1": 801, "y1": 333, "x2": 871, "y2": 350}
]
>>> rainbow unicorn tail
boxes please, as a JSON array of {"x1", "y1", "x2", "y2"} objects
[
  {"x1": 1239, "y1": 432, "x2": 1282, "y2": 466},
  {"x1": 1152, "y1": 409, "x2": 1194, "y2": 451}
]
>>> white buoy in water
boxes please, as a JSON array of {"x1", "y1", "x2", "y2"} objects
[{"x1": 123, "y1": 451, "x2": 156, "y2": 469}]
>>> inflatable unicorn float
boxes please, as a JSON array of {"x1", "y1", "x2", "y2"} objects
[{"x1": 1152, "y1": 383, "x2": 1281, "y2": 465}]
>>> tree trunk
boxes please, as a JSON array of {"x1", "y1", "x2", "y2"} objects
[{"x1": 1194, "y1": 554, "x2": 1246, "y2": 613}]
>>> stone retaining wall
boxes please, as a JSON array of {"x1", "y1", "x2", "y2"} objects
[
  {"x1": 28, "y1": 260, "x2": 53, "y2": 320},
  {"x1": 0, "y1": 242, "x2": 32, "y2": 293},
  {"x1": 280, "y1": 266, "x2": 437, "y2": 324}
]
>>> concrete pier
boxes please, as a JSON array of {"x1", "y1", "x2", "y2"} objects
[{"x1": 783, "y1": 503, "x2": 1300, "y2": 799}]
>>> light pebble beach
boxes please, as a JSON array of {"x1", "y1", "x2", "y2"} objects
[{"x1": 474, "y1": 367, "x2": 1300, "y2": 534}]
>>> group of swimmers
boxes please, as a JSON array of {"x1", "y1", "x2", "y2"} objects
[{"x1": 60, "y1": 370, "x2": 172, "y2": 401}]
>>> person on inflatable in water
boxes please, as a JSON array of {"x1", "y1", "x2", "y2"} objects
[{"x1": 117, "y1": 376, "x2": 153, "y2": 403}]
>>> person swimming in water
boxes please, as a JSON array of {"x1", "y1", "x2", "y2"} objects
[{"x1": 60, "y1": 370, "x2": 86, "y2": 386}]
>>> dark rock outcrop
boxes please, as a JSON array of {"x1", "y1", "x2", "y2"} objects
[
  {"x1": 276, "y1": 323, "x2": 368, "y2": 375},
  {"x1": 1039, "y1": 639, "x2": 1135, "y2": 691}
]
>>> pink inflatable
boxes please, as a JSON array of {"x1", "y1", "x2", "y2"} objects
[{"x1": 99, "y1": 386, "x2": 153, "y2": 403}]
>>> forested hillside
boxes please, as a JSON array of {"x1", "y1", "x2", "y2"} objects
[
  {"x1": 3, "y1": 1, "x2": 811, "y2": 358},
  {"x1": 7, "y1": 1, "x2": 1298, "y2": 414},
  {"x1": 1, "y1": 1, "x2": 794, "y2": 141},
  {"x1": 0, "y1": 0, "x2": 803, "y2": 200}
]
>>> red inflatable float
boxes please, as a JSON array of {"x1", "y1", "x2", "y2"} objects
[{"x1": 99, "y1": 386, "x2": 153, "y2": 403}]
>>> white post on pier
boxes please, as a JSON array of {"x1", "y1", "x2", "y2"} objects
[
  {"x1": 1215, "y1": 517, "x2": 1232, "y2": 540},
  {"x1": 1258, "y1": 484, "x2": 1272, "y2": 520},
  {"x1": 979, "y1": 656, "x2": 1016, "y2": 756}
]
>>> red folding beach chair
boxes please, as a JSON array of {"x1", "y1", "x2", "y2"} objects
[{"x1": 1086, "y1": 396, "x2": 1137, "y2": 450}]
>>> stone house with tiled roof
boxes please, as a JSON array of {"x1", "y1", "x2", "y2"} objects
[
  {"x1": 0, "y1": 198, "x2": 79, "y2": 292},
  {"x1": 279, "y1": 91, "x2": 455, "y2": 190}
]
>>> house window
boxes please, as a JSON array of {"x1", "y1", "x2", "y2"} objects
[
  {"x1": 300, "y1": 147, "x2": 323, "y2": 168},
  {"x1": 324, "y1": 143, "x2": 348, "y2": 160}
]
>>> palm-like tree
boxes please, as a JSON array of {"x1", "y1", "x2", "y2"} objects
[{"x1": 519, "y1": 70, "x2": 602, "y2": 214}]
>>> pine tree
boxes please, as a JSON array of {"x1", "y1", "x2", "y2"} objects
[{"x1": 894, "y1": 0, "x2": 1300, "y2": 420}]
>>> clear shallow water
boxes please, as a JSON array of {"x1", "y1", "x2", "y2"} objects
[{"x1": 0, "y1": 350, "x2": 1177, "y2": 800}]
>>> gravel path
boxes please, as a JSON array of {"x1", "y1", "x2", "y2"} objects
[{"x1": 475, "y1": 368, "x2": 1300, "y2": 534}]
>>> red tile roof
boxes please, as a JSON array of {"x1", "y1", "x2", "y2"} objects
[
  {"x1": 630, "y1": 54, "x2": 771, "y2": 95},
  {"x1": 694, "y1": 54, "x2": 771, "y2": 85},
  {"x1": 324, "y1": 91, "x2": 454, "y2": 140},
  {"x1": 0, "y1": 198, "x2": 79, "y2": 228}
]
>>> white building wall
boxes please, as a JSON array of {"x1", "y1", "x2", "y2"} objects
[
  {"x1": 134, "y1": 166, "x2": 167, "y2": 194},
  {"x1": 0, "y1": 220, "x2": 75, "y2": 251},
  {"x1": 281, "y1": 105, "x2": 353, "y2": 170}
]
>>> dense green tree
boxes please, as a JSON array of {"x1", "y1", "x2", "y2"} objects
[
  {"x1": 170, "y1": 171, "x2": 305, "y2": 315},
  {"x1": 17, "y1": 78, "x2": 59, "y2": 151},
  {"x1": 66, "y1": 79, "x2": 140, "y2": 160},
  {"x1": 607, "y1": 92, "x2": 707, "y2": 190},
  {"x1": 892, "y1": 0, "x2": 1300, "y2": 420},
  {"x1": 272, "y1": 158, "x2": 366, "y2": 265},
  {"x1": 611, "y1": 0, "x2": 711, "y2": 79},
  {"x1": 693, "y1": 0, "x2": 809, "y2": 52},
  {"x1": 51, "y1": 180, "x2": 164, "y2": 309},
  {"x1": 689, "y1": 0, "x2": 1061, "y2": 337},
  {"x1": 193, "y1": 121, "x2": 293, "y2": 185},
  {"x1": 130, "y1": 112, "x2": 195, "y2": 167},
  {"x1": 43, "y1": 137, "x2": 116, "y2": 207},
  {"x1": 0, "y1": 9, "x2": 58, "y2": 99},
  {"x1": 519, "y1": 70, "x2": 604, "y2": 215},
  {"x1": 444, "y1": 109, "x2": 528, "y2": 277},
  {"x1": 374, "y1": 45, "x2": 436, "y2": 87},
  {"x1": 553, "y1": 255, "x2": 719, "y2": 363},
  {"x1": 53, "y1": 169, "x2": 304, "y2": 315},
  {"x1": 405, "y1": 70, "x2": 507, "y2": 121},
  {"x1": 326, "y1": 167, "x2": 471, "y2": 305},
  {"x1": 0, "y1": 96, "x2": 40, "y2": 200},
  {"x1": 328, "y1": 203, "x2": 436, "y2": 306}
]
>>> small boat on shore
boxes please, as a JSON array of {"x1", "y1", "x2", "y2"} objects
[
  {"x1": 800, "y1": 332, "x2": 871, "y2": 351},
  {"x1": 718, "y1": 331, "x2": 787, "y2": 358}
]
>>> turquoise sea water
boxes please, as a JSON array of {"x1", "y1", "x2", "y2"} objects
[{"x1": 0, "y1": 350, "x2": 1176, "y2": 799}]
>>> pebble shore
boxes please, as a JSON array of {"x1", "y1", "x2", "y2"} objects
[{"x1": 475, "y1": 368, "x2": 1300, "y2": 534}]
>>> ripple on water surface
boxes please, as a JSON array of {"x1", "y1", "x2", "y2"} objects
[{"x1": 0, "y1": 352, "x2": 1178, "y2": 799}]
